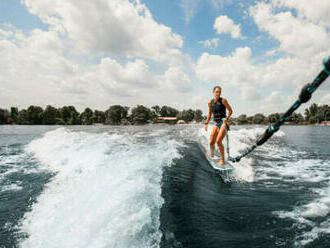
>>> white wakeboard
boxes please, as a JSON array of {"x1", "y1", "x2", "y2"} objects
[{"x1": 209, "y1": 156, "x2": 235, "y2": 171}]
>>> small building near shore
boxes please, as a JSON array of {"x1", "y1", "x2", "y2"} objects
[
  {"x1": 319, "y1": 121, "x2": 330, "y2": 126},
  {"x1": 156, "y1": 117, "x2": 177, "y2": 124}
]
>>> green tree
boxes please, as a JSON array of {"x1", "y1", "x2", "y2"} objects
[
  {"x1": 304, "y1": 103, "x2": 318, "y2": 122},
  {"x1": 130, "y1": 105, "x2": 153, "y2": 124},
  {"x1": 247, "y1": 116, "x2": 253, "y2": 124},
  {"x1": 80, "y1": 108, "x2": 94, "y2": 125},
  {"x1": 26, "y1": 106, "x2": 43, "y2": 124},
  {"x1": 68, "y1": 106, "x2": 81, "y2": 124},
  {"x1": 325, "y1": 108, "x2": 330, "y2": 121},
  {"x1": 58, "y1": 106, "x2": 81, "y2": 124},
  {"x1": 304, "y1": 104, "x2": 330, "y2": 123},
  {"x1": 150, "y1": 105, "x2": 161, "y2": 123},
  {"x1": 151, "y1": 105, "x2": 161, "y2": 117},
  {"x1": 253, "y1": 113, "x2": 266, "y2": 124},
  {"x1": 160, "y1": 106, "x2": 179, "y2": 117},
  {"x1": 93, "y1": 110, "x2": 105, "y2": 124},
  {"x1": 9, "y1": 107, "x2": 19, "y2": 124},
  {"x1": 42, "y1": 105, "x2": 58, "y2": 125},
  {"x1": 318, "y1": 105, "x2": 329, "y2": 122},
  {"x1": 105, "y1": 105, "x2": 129, "y2": 125},
  {"x1": 267, "y1": 113, "x2": 280, "y2": 123},
  {"x1": 58, "y1": 106, "x2": 71, "y2": 124},
  {"x1": 309, "y1": 115, "x2": 318, "y2": 124},
  {"x1": 237, "y1": 114, "x2": 248, "y2": 125},
  {"x1": 178, "y1": 109, "x2": 195, "y2": 122},
  {"x1": 290, "y1": 113, "x2": 304, "y2": 124},
  {"x1": 0, "y1": 108, "x2": 9, "y2": 124},
  {"x1": 17, "y1": 109, "x2": 29, "y2": 124},
  {"x1": 194, "y1": 109, "x2": 203, "y2": 122}
]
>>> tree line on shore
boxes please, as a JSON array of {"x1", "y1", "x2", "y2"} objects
[
  {"x1": 232, "y1": 103, "x2": 330, "y2": 125},
  {"x1": 0, "y1": 103, "x2": 328, "y2": 125},
  {"x1": 0, "y1": 105, "x2": 203, "y2": 125}
]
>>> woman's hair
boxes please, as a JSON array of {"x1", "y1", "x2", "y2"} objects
[{"x1": 213, "y1": 86, "x2": 221, "y2": 92}]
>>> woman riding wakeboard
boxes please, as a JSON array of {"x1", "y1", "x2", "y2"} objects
[{"x1": 204, "y1": 86, "x2": 233, "y2": 168}]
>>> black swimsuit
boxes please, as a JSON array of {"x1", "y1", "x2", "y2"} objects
[{"x1": 210, "y1": 97, "x2": 229, "y2": 129}]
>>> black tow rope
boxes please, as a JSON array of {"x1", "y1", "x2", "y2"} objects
[{"x1": 227, "y1": 56, "x2": 330, "y2": 163}]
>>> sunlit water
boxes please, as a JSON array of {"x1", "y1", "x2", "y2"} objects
[{"x1": 0, "y1": 124, "x2": 329, "y2": 248}]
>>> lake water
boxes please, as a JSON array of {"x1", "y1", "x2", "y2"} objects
[{"x1": 0, "y1": 124, "x2": 329, "y2": 248}]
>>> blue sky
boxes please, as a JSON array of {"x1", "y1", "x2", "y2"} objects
[
  {"x1": 141, "y1": 0, "x2": 277, "y2": 59},
  {"x1": 0, "y1": 0, "x2": 329, "y2": 116},
  {"x1": 0, "y1": 1, "x2": 44, "y2": 31}
]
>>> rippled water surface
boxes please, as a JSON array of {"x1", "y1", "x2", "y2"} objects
[{"x1": 0, "y1": 125, "x2": 329, "y2": 248}]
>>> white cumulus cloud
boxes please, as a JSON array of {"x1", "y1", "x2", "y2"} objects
[
  {"x1": 23, "y1": 0, "x2": 183, "y2": 64},
  {"x1": 249, "y1": 2, "x2": 330, "y2": 58},
  {"x1": 272, "y1": 0, "x2": 330, "y2": 28},
  {"x1": 194, "y1": 1, "x2": 330, "y2": 115},
  {"x1": 198, "y1": 38, "x2": 219, "y2": 49},
  {"x1": 180, "y1": 0, "x2": 232, "y2": 24},
  {"x1": 0, "y1": 0, "x2": 195, "y2": 111},
  {"x1": 213, "y1": 15, "x2": 243, "y2": 39}
]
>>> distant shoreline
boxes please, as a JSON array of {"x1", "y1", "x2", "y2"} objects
[
  {"x1": 1, "y1": 123, "x2": 329, "y2": 127},
  {"x1": 1, "y1": 103, "x2": 328, "y2": 126}
]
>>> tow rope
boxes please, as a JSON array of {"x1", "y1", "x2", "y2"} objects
[{"x1": 225, "y1": 56, "x2": 330, "y2": 163}]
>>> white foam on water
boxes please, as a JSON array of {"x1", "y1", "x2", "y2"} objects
[
  {"x1": 1, "y1": 183, "x2": 23, "y2": 192},
  {"x1": 0, "y1": 150, "x2": 27, "y2": 167},
  {"x1": 296, "y1": 219, "x2": 330, "y2": 246},
  {"x1": 196, "y1": 124, "x2": 330, "y2": 245},
  {"x1": 274, "y1": 184, "x2": 330, "y2": 245},
  {"x1": 18, "y1": 127, "x2": 185, "y2": 248},
  {"x1": 249, "y1": 127, "x2": 330, "y2": 184},
  {"x1": 264, "y1": 145, "x2": 330, "y2": 245},
  {"x1": 0, "y1": 145, "x2": 37, "y2": 184},
  {"x1": 257, "y1": 159, "x2": 329, "y2": 183},
  {"x1": 244, "y1": 127, "x2": 330, "y2": 245}
]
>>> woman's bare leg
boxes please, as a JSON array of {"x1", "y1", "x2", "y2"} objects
[
  {"x1": 215, "y1": 123, "x2": 227, "y2": 166},
  {"x1": 209, "y1": 125, "x2": 219, "y2": 157}
]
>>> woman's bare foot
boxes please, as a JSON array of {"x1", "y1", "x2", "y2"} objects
[{"x1": 216, "y1": 160, "x2": 225, "y2": 167}]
